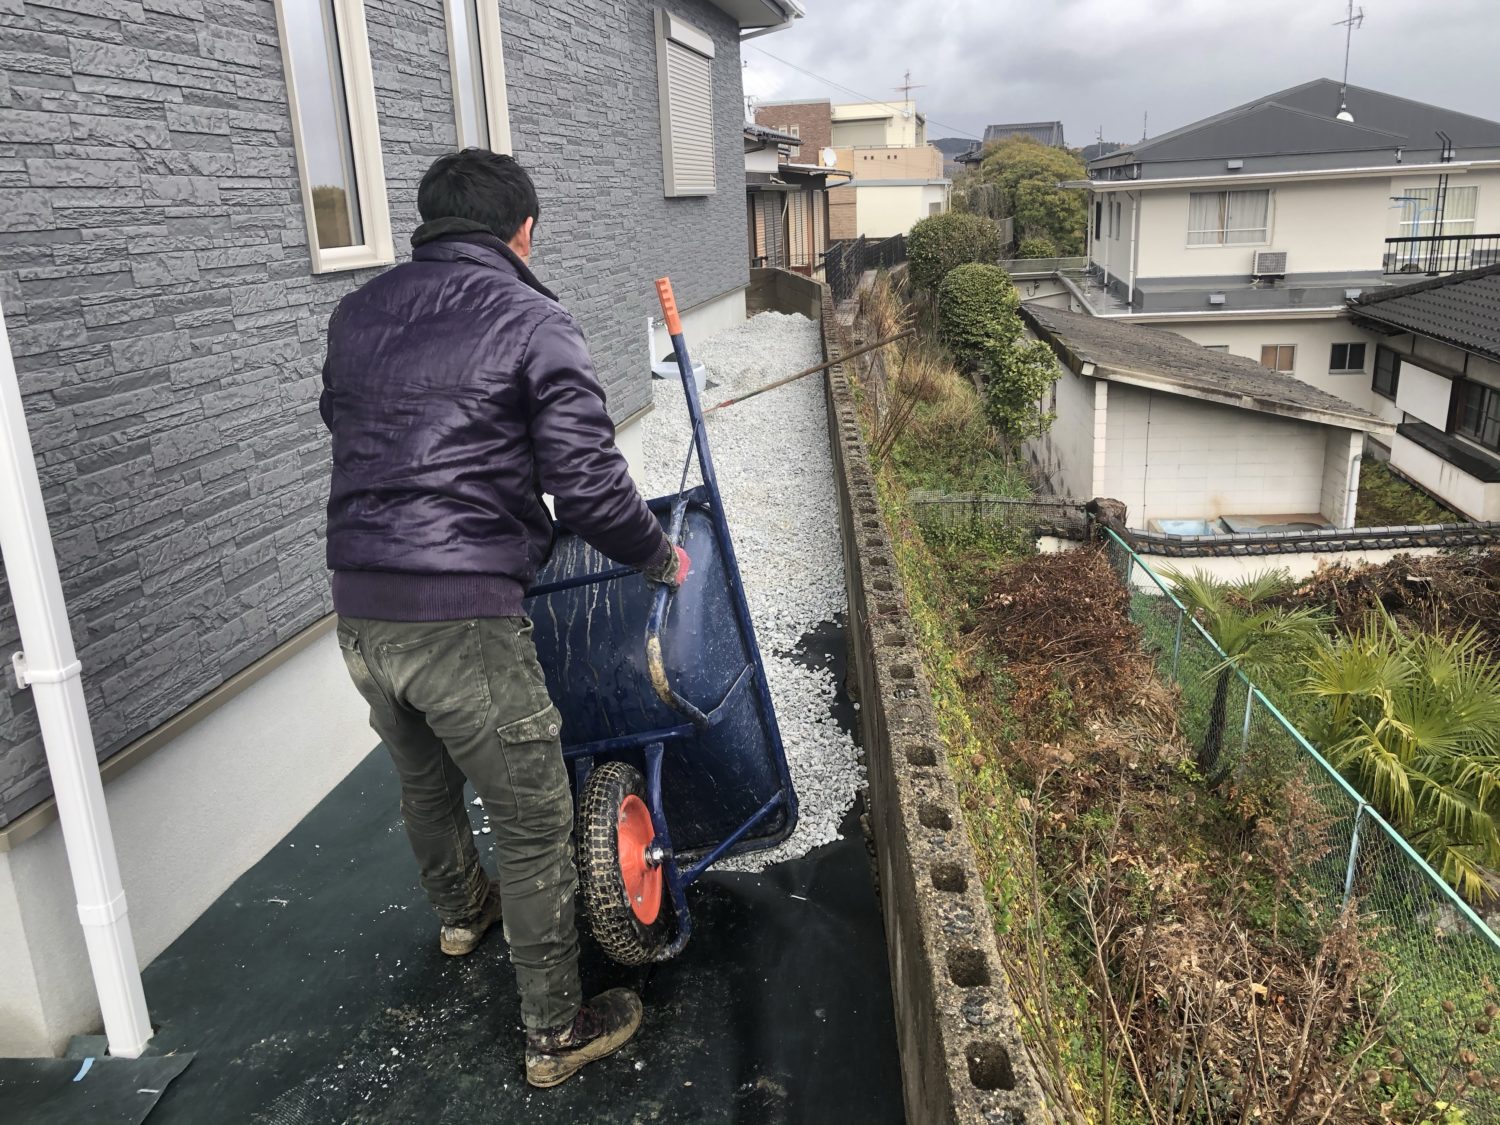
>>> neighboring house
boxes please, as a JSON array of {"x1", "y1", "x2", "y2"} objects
[
  {"x1": 0, "y1": 0, "x2": 802, "y2": 1056},
  {"x1": 744, "y1": 124, "x2": 846, "y2": 275},
  {"x1": 1022, "y1": 305, "x2": 1391, "y2": 532},
  {"x1": 1061, "y1": 79, "x2": 1500, "y2": 416},
  {"x1": 830, "y1": 142, "x2": 948, "y2": 239},
  {"x1": 1348, "y1": 264, "x2": 1500, "y2": 519},
  {"x1": 954, "y1": 120, "x2": 1068, "y2": 167},
  {"x1": 753, "y1": 97, "x2": 833, "y2": 154},
  {"x1": 1078, "y1": 140, "x2": 1126, "y2": 163},
  {"x1": 931, "y1": 135, "x2": 976, "y2": 177},
  {"x1": 757, "y1": 97, "x2": 948, "y2": 238}
]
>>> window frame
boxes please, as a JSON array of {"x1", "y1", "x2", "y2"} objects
[
  {"x1": 1259, "y1": 344, "x2": 1295, "y2": 372},
  {"x1": 443, "y1": 0, "x2": 512, "y2": 154},
  {"x1": 655, "y1": 9, "x2": 717, "y2": 198},
  {"x1": 1397, "y1": 184, "x2": 1479, "y2": 238},
  {"x1": 1329, "y1": 342, "x2": 1368, "y2": 374},
  {"x1": 1187, "y1": 188, "x2": 1271, "y2": 248},
  {"x1": 273, "y1": 0, "x2": 393, "y2": 274},
  {"x1": 1372, "y1": 345, "x2": 1401, "y2": 400},
  {"x1": 1451, "y1": 379, "x2": 1500, "y2": 453}
]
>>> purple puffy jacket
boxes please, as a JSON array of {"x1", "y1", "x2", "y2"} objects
[{"x1": 319, "y1": 225, "x2": 669, "y2": 622}]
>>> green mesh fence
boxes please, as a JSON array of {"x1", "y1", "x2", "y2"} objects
[{"x1": 1108, "y1": 530, "x2": 1500, "y2": 1115}]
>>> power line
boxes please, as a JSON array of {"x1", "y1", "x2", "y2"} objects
[{"x1": 747, "y1": 46, "x2": 983, "y2": 141}]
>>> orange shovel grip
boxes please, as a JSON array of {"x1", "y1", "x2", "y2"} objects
[{"x1": 655, "y1": 277, "x2": 682, "y2": 336}]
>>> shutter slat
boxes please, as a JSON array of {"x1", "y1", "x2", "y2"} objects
[{"x1": 664, "y1": 40, "x2": 714, "y2": 195}]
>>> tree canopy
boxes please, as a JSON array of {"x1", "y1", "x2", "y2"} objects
[{"x1": 977, "y1": 137, "x2": 1089, "y2": 255}]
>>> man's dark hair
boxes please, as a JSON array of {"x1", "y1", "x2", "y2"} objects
[{"x1": 417, "y1": 149, "x2": 539, "y2": 241}]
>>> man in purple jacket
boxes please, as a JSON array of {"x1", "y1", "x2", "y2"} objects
[{"x1": 320, "y1": 149, "x2": 688, "y2": 1088}]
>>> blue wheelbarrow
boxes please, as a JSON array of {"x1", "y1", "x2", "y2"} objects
[{"x1": 522, "y1": 278, "x2": 798, "y2": 965}]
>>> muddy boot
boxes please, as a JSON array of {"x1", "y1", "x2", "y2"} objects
[
  {"x1": 439, "y1": 880, "x2": 503, "y2": 956},
  {"x1": 524, "y1": 988, "x2": 643, "y2": 1088}
]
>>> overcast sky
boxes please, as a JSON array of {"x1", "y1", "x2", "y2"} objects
[{"x1": 743, "y1": 0, "x2": 1500, "y2": 146}]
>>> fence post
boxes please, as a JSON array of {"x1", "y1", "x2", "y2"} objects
[
  {"x1": 1343, "y1": 803, "x2": 1367, "y2": 908},
  {"x1": 1240, "y1": 684, "x2": 1255, "y2": 756},
  {"x1": 1171, "y1": 608, "x2": 1184, "y2": 681}
]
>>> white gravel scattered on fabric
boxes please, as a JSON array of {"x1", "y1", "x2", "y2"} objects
[{"x1": 641, "y1": 311, "x2": 862, "y2": 871}]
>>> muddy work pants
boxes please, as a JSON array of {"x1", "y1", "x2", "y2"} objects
[{"x1": 335, "y1": 615, "x2": 581, "y2": 1032}]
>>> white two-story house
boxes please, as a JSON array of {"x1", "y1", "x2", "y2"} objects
[{"x1": 1061, "y1": 79, "x2": 1500, "y2": 415}]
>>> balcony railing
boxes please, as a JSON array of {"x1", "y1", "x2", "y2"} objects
[{"x1": 1383, "y1": 232, "x2": 1500, "y2": 276}]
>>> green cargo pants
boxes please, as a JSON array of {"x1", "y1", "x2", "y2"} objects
[{"x1": 335, "y1": 615, "x2": 581, "y2": 1032}]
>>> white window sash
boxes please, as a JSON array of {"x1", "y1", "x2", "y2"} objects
[
  {"x1": 274, "y1": 0, "x2": 393, "y2": 273},
  {"x1": 1400, "y1": 185, "x2": 1478, "y2": 236},
  {"x1": 1188, "y1": 189, "x2": 1268, "y2": 246}
]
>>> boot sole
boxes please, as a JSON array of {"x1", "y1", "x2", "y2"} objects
[{"x1": 525, "y1": 1013, "x2": 643, "y2": 1088}]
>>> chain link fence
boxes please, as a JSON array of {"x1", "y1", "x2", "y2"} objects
[{"x1": 1106, "y1": 528, "x2": 1500, "y2": 1116}]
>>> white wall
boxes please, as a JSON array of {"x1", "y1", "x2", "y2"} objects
[
  {"x1": 1103, "y1": 382, "x2": 1332, "y2": 527},
  {"x1": 1037, "y1": 536, "x2": 1450, "y2": 587},
  {"x1": 0, "y1": 631, "x2": 372, "y2": 1056},
  {"x1": 745, "y1": 147, "x2": 779, "y2": 173},
  {"x1": 1026, "y1": 360, "x2": 1099, "y2": 498},
  {"x1": 853, "y1": 183, "x2": 940, "y2": 237},
  {"x1": 1156, "y1": 315, "x2": 1381, "y2": 411},
  {"x1": 1113, "y1": 168, "x2": 1500, "y2": 283},
  {"x1": 1389, "y1": 431, "x2": 1500, "y2": 521},
  {"x1": 1090, "y1": 190, "x2": 1139, "y2": 286},
  {"x1": 1319, "y1": 429, "x2": 1363, "y2": 529}
]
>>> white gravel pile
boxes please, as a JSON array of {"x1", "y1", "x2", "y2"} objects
[{"x1": 641, "y1": 311, "x2": 862, "y2": 871}]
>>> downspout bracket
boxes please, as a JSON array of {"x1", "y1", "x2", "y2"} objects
[
  {"x1": 11, "y1": 650, "x2": 82, "y2": 689},
  {"x1": 11, "y1": 650, "x2": 28, "y2": 689}
]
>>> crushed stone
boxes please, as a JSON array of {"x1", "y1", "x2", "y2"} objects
[{"x1": 641, "y1": 311, "x2": 862, "y2": 872}]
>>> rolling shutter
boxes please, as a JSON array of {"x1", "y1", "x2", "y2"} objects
[{"x1": 657, "y1": 11, "x2": 715, "y2": 197}]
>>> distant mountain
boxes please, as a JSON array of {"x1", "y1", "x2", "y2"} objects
[{"x1": 932, "y1": 136, "x2": 980, "y2": 156}]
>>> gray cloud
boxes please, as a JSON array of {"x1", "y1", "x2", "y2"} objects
[{"x1": 745, "y1": 0, "x2": 1500, "y2": 146}]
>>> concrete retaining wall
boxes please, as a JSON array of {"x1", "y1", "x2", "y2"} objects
[
  {"x1": 748, "y1": 267, "x2": 825, "y2": 322},
  {"x1": 818, "y1": 288, "x2": 1045, "y2": 1124}
]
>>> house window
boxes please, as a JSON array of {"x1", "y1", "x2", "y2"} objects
[
  {"x1": 1397, "y1": 185, "x2": 1478, "y2": 237},
  {"x1": 1328, "y1": 342, "x2": 1367, "y2": 372},
  {"x1": 788, "y1": 124, "x2": 800, "y2": 138},
  {"x1": 1259, "y1": 344, "x2": 1295, "y2": 372},
  {"x1": 444, "y1": 0, "x2": 511, "y2": 152},
  {"x1": 274, "y1": 0, "x2": 392, "y2": 273},
  {"x1": 1372, "y1": 345, "x2": 1401, "y2": 399},
  {"x1": 1094, "y1": 200, "x2": 1102, "y2": 240},
  {"x1": 1453, "y1": 380, "x2": 1500, "y2": 452},
  {"x1": 655, "y1": 10, "x2": 716, "y2": 197},
  {"x1": 1188, "y1": 189, "x2": 1270, "y2": 246}
]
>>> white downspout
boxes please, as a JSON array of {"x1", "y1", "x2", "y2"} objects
[
  {"x1": 1127, "y1": 190, "x2": 1140, "y2": 308},
  {"x1": 0, "y1": 300, "x2": 152, "y2": 1058},
  {"x1": 1344, "y1": 450, "x2": 1363, "y2": 528}
]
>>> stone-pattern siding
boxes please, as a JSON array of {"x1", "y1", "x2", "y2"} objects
[{"x1": 0, "y1": 0, "x2": 748, "y2": 825}]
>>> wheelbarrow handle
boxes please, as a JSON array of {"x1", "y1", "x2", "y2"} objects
[{"x1": 644, "y1": 494, "x2": 711, "y2": 727}]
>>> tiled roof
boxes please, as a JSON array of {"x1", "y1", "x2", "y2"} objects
[
  {"x1": 1348, "y1": 263, "x2": 1500, "y2": 363},
  {"x1": 982, "y1": 121, "x2": 1065, "y2": 146},
  {"x1": 1022, "y1": 304, "x2": 1389, "y2": 432},
  {"x1": 1092, "y1": 78, "x2": 1500, "y2": 170}
]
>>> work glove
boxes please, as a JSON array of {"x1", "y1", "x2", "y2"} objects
[{"x1": 644, "y1": 544, "x2": 691, "y2": 590}]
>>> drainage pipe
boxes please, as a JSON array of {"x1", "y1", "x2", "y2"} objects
[{"x1": 0, "y1": 301, "x2": 152, "y2": 1058}]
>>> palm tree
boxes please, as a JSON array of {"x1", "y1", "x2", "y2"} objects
[
  {"x1": 1165, "y1": 569, "x2": 1329, "y2": 778},
  {"x1": 1299, "y1": 613, "x2": 1500, "y2": 902}
]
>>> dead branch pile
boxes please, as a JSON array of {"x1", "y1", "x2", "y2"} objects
[
  {"x1": 1284, "y1": 549, "x2": 1500, "y2": 655},
  {"x1": 975, "y1": 546, "x2": 1159, "y2": 722}
]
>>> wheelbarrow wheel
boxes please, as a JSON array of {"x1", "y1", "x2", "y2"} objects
[{"x1": 577, "y1": 761, "x2": 670, "y2": 966}]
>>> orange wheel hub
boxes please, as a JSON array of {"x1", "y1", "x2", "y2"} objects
[{"x1": 617, "y1": 794, "x2": 662, "y2": 925}]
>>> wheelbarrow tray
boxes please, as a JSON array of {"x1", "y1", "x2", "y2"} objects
[{"x1": 525, "y1": 487, "x2": 796, "y2": 864}]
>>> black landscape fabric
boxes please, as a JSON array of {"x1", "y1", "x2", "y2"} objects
[{"x1": 0, "y1": 1053, "x2": 193, "y2": 1125}]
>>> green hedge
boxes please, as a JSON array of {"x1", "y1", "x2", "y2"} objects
[
  {"x1": 936, "y1": 263, "x2": 1020, "y2": 372},
  {"x1": 1016, "y1": 235, "x2": 1058, "y2": 260},
  {"x1": 907, "y1": 212, "x2": 1004, "y2": 292}
]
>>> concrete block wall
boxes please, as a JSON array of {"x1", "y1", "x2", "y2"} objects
[
  {"x1": 1102, "y1": 384, "x2": 1329, "y2": 526},
  {"x1": 0, "y1": 0, "x2": 750, "y2": 826},
  {"x1": 821, "y1": 288, "x2": 1045, "y2": 1122}
]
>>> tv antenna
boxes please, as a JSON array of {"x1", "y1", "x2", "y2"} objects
[
  {"x1": 895, "y1": 69, "x2": 925, "y2": 102},
  {"x1": 1334, "y1": 0, "x2": 1364, "y2": 122}
]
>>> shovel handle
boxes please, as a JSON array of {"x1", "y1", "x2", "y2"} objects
[{"x1": 655, "y1": 277, "x2": 683, "y2": 336}]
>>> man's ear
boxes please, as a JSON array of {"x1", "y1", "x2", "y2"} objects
[{"x1": 509, "y1": 216, "x2": 534, "y2": 262}]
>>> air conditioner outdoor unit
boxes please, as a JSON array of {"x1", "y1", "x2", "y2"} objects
[{"x1": 1251, "y1": 250, "x2": 1288, "y2": 279}]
